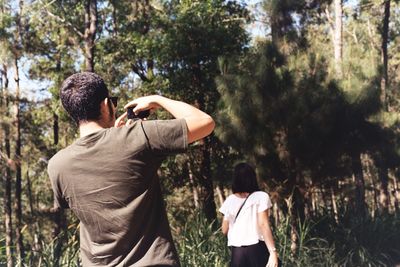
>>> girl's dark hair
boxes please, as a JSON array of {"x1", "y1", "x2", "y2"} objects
[
  {"x1": 232, "y1": 162, "x2": 260, "y2": 193},
  {"x1": 60, "y1": 72, "x2": 109, "y2": 124}
]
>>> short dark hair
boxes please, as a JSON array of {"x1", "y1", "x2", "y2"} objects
[
  {"x1": 60, "y1": 72, "x2": 109, "y2": 124},
  {"x1": 232, "y1": 163, "x2": 260, "y2": 193}
]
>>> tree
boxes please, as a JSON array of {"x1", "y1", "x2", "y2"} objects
[
  {"x1": 325, "y1": 0, "x2": 343, "y2": 77},
  {"x1": 37, "y1": 0, "x2": 101, "y2": 72},
  {"x1": 0, "y1": 60, "x2": 14, "y2": 267},
  {"x1": 153, "y1": 0, "x2": 249, "y2": 221},
  {"x1": 380, "y1": 0, "x2": 390, "y2": 109},
  {"x1": 83, "y1": 0, "x2": 98, "y2": 72},
  {"x1": 1, "y1": 2, "x2": 16, "y2": 265}
]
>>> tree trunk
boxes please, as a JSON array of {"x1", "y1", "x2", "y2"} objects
[
  {"x1": 326, "y1": 0, "x2": 343, "y2": 77},
  {"x1": 188, "y1": 161, "x2": 200, "y2": 209},
  {"x1": 191, "y1": 63, "x2": 216, "y2": 221},
  {"x1": 268, "y1": 0, "x2": 292, "y2": 49},
  {"x1": 13, "y1": 57, "x2": 24, "y2": 261},
  {"x1": 311, "y1": 187, "x2": 317, "y2": 216},
  {"x1": 2, "y1": 64, "x2": 14, "y2": 267},
  {"x1": 293, "y1": 171, "x2": 305, "y2": 223},
  {"x1": 304, "y1": 193, "x2": 312, "y2": 219},
  {"x1": 370, "y1": 173, "x2": 379, "y2": 215},
  {"x1": 352, "y1": 153, "x2": 367, "y2": 217},
  {"x1": 26, "y1": 168, "x2": 42, "y2": 255},
  {"x1": 394, "y1": 176, "x2": 399, "y2": 212},
  {"x1": 288, "y1": 160, "x2": 305, "y2": 256},
  {"x1": 215, "y1": 183, "x2": 226, "y2": 207},
  {"x1": 12, "y1": 0, "x2": 25, "y2": 259},
  {"x1": 199, "y1": 138, "x2": 217, "y2": 221},
  {"x1": 320, "y1": 187, "x2": 328, "y2": 210},
  {"x1": 288, "y1": 194, "x2": 298, "y2": 256},
  {"x1": 3, "y1": 135, "x2": 14, "y2": 267},
  {"x1": 333, "y1": 0, "x2": 343, "y2": 77},
  {"x1": 273, "y1": 202, "x2": 280, "y2": 227},
  {"x1": 53, "y1": 112, "x2": 59, "y2": 145},
  {"x1": 390, "y1": 170, "x2": 399, "y2": 212},
  {"x1": 330, "y1": 186, "x2": 339, "y2": 224},
  {"x1": 380, "y1": 0, "x2": 390, "y2": 109},
  {"x1": 84, "y1": 0, "x2": 98, "y2": 72},
  {"x1": 362, "y1": 153, "x2": 378, "y2": 213},
  {"x1": 378, "y1": 166, "x2": 390, "y2": 213}
]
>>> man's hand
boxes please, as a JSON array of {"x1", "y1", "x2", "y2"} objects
[
  {"x1": 116, "y1": 95, "x2": 157, "y2": 127},
  {"x1": 114, "y1": 112, "x2": 127, "y2": 128},
  {"x1": 124, "y1": 95, "x2": 160, "y2": 115}
]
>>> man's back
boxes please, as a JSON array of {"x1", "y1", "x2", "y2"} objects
[{"x1": 48, "y1": 119, "x2": 187, "y2": 266}]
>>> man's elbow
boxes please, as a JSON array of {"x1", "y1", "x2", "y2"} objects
[
  {"x1": 186, "y1": 116, "x2": 215, "y2": 143},
  {"x1": 205, "y1": 116, "x2": 215, "y2": 135}
]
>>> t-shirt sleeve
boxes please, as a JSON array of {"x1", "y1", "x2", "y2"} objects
[
  {"x1": 141, "y1": 119, "x2": 188, "y2": 155},
  {"x1": 257, "y1": 192, "x2": 272, "y2": 213},
  {"x1": 219, "y1": 201, "x2": 228, "y2": 215},
  {"x1": 48, "y1": 159, "x2": 69, "y2": 209},
  {"x1": 219, "y1": 197, "x2": 232, "y2": 220}
]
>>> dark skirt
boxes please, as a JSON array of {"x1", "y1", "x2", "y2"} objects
[{"x1": 229, "y1": 241, "x2": 282, "y2": 267}]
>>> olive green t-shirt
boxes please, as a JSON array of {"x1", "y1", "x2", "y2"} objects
[{"x1": 48, "y1": 119, "x2": 188, "y2": 266}]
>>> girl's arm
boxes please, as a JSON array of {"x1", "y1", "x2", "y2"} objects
[
  {"x1": 258, "y1": 209, "x2": 279, "y2": 267},
  {"x1": 221, "y1": 219, "x2": 229, "y2": 235}
]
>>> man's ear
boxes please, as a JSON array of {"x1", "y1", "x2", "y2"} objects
[
  {"x1": 98, "y1": 98, "x2": 109, "y2": 117},
  {"x1": 104, "y1": 97, "x2": 115, "y2": 119},
  {"x1": 103, "y1": 97, "x2": 109, "y2": 107},
  {"x1": 100, "y1": 98, "x2": 109, "y2": 111}
]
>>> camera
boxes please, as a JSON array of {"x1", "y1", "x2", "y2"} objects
[{"x1": 127, "y1": 107, "x2": 150, "y2": 120}]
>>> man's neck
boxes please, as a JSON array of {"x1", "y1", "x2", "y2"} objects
[{"x1": 79, "y1": 121, "x2": 107, "y2": 138}]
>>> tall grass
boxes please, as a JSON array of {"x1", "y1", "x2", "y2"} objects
[
  {"x1": 35, "y1": 227, "x2": 80, "y2": 267},
  {"x1": 274, "y1": 216, "x2": 337, "y2": 267},
  {"x1": 1, "y1": 223, "x2": 81, "y2": 267},
  {"x1": 173, "y1": 212, "x2": 230, "y2": 267},
  {"x1": 173, "y1": 210, "x2": 400, "y2": 267},
  {"x1": 1, "y1": 209, "x2": 399, "y2": 266},
  {"x1": 316, "y1": 212, "x2": 400, "y2": 267}
]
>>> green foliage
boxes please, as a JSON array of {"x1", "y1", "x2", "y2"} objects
[
  {"x1": 24, "y1": 224, "x2": 80, "y2": 267},
  {"x1": 275, "y1": 216, "x2": 337, "y2": 267},
  {"x1": 0, "y1": 238, "x2": 11, "y2": 264},
  {"x1": 174, "y1": 211, "x2": 230, "y2": 267},
  {"x1": 155, "y1": 0, "x2": 250, "y2": 108},
  {"x1": 316, "y1": 213, "x2": 400, "y2": 266},
  {"x1": 216, "y1": 42, "x2": 292, "y2": 180}
]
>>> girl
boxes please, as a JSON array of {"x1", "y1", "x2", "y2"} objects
[{"x1": 219, "y1": 163, "x2": 280, "y2": 267}]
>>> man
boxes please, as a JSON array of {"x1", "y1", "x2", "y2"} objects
[{"x1": 48, "y1": 72, "x2": 215, "y2": 266}]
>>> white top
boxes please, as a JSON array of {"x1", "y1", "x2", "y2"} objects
[{"x1": 219, "y1": 191, "x2": 272, "y2": 247}]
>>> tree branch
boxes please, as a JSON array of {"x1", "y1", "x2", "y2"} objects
[
  {"x1": 324, "y1": 7, "x2": 334, "y2": 35},
  {"x1": 43, "y1": 8, "x2": 84, "y2": 39},
  {"x1": 131, "y1": 63, "x2": 149, "y2": 82}
]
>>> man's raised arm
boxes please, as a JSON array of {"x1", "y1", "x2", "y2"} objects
[{"x1": 124, "y1": 95, "x2": 215, "y2": 143}]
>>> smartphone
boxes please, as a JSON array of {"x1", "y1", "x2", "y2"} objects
[{"x1": 127, "y1": 107, "x2": 150, "y2": 120}]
